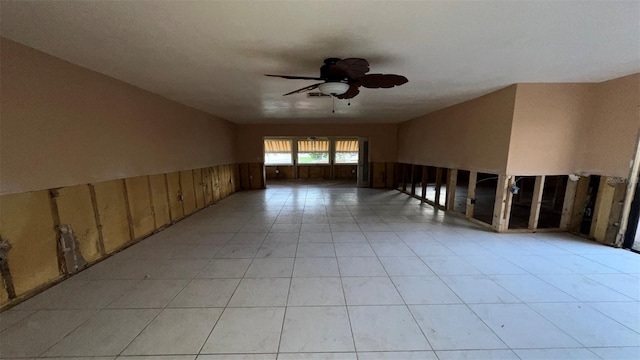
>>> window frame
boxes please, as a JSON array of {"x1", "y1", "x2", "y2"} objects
[
  {"x1": 264, "y1": 138, "x2": 294, "y2": 166},
  {"x1": 334, "y1": 139, "x2": 359, "y2": 164},
  {"x1": 296, "y1": 139, "x2": 330, "y2": 165}
]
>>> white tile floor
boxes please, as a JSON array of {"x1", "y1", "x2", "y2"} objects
[{"x1": 1, "y1": 184, "x2": 639, "y2": 360}]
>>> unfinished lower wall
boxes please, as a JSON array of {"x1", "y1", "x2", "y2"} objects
[{"x1": 0, "y1": 164, "x2": 241, "y2": 309}]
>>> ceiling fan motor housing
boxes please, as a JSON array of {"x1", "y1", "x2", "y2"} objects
[{"x1": 321, "y1": 58, "x2": 348, "y2": 81}]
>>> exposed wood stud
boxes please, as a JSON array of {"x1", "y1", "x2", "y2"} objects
[
  {"x1": 401, "y1": 164, "x2": 407, "y2": 192},
  {"x1": 446, "y1": 169, "x2": 457, "y2": 211},
  {"x1": 47, "y1": 189, "x2": 66, "y2": 275},
  {"x1": 88, "y1": 184, "x2": 106, "y2": 256},
  {"x1": 466, "y1": 171, "x2": 477, "y2": 218},
  {"x1": 569, "y1": 176, "x2": 591, "y2": 233},
  {"x1": 121, "y1": 179, "x2": 136, "y2": 242},
  {"x1": 528, "y1": 175, "x2": 546, "y2": 231},
  {"x1": 164, "y1": 173, "x2": 174, "y2": 223},
  {"x1": 560, "y1": 177, "x2": 579, "y2": 230},
  {"x1": 421, "y1": 166, "x2": 428, "y2": 201},
  {"x1": 591, "y1": 177, "x2": 616, "y2": 242},
  {"x1": 606, "y1": 181, "x2": 627, "y2": 245},
  {"x1": 435, "y1": 167, "x2": 443, "y2": 205},
  {"x1": 492, "y1": 175, "x2": 512, "y2": 232},
  {"x1": 410, "y1": 165, "x2": 417, "y2": 195},
  {"x1": 146, "y1": 176, "x2": 157, "y2": 231}
]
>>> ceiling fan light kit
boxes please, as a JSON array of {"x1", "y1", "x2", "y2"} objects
[{"x1": 318, "y1": 82, "x2": 350, "y2": 96}]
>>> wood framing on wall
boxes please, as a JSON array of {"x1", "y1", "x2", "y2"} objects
[
  {"x1": 528, "y1": 176, "x2": 545, "y2": 230},
  {"x1": 466, "y1": 171, "x2": 477, "y2": 218},
  {"x1": 0, "y1": 163, "x2": 242, "y2": 309}
]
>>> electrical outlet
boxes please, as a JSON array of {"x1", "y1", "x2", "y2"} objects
[{"x1": 249, "y1": 175, "x2": 253, "y2": 180}]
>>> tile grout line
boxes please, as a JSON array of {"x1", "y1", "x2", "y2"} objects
[
  {"x1": 275, "y1": 192, "x2": 302, "y2": 355},
  {"x1": 197, "y1": 215, "x2": 273, "y2": 355},
  {"x1": 369, "y1": 229, "x2": 437, "y2": 354},
  {"x1": 334, "y1": 225, "x2": 360, "y2": 358}
]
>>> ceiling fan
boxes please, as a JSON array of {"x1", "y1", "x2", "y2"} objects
[{"x1": 265, "y1": 58, "x2": 408, "y2": 99}]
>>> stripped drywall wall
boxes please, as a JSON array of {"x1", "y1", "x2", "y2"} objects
[
  {"x1": 0, "y1": 191, "x2": 59, "y2": 297},
  {"x1": 54, "y1": 185, "x2": 102, "y2": 262},
  {"x1": 0, "y1": 164, "x2": 241, "y2": 309}
]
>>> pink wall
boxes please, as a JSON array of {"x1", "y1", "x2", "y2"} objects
[
  {"x1": 235, "y1": 123, "x2": 398, "y2": 163},
  {"x1": 507, "y1": 83, "x2": 594, "y2": 175},
  {"x1": 397, "y1": 86, "x2": 517, "y2": 174},
  {"x1": 0, "y1": 38, "x2": 237, "y2": 195},
  {"x1": 580, "y1": 74, "x2": 640, "y2": 178}
]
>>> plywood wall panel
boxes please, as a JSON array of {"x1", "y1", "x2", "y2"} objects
[
  {"x1": 306, "y1": 166, "x2": 329, "y2": 179},
  {"x1": 250, "y1": 163, "x2": 264, "y2": 189},
  {"x1": 125, "y1": 176, "x2": 155, "y2": 239},
  {"x1": 298, "y1": 167, "x2": 309, "y2": 179},
  {"x1": 222, "y1": 165, "x2": 232, "y2": 196},
  {"x1": 149, "y1": 174, "x2": 170, "y2": 228},
  {"x1": 55, "y1": 185, "x2": 101, "y2": 262},
  {"x1": 386, "y1": 163, "x2": 395, "y2": 189},
  {"x1": 180, "y1": 171, "x2": 197, "y2": 216},
  {"x1": 372, "y1": 163, "x2": 386, "y2": 188},
  {"x1": 0, "y1": 282, "x2": 7, "y2": 305},
  {"x1": 335, "y1": 165, "x2": 357, "y2": 179},
  {"x1": 0, "y1": 190, "x2": 59, "y2": 296},
  {"x1": 202, "y1": 168, "x2": 213, "y2": 205},
  {"x1": 240, "y1": 163, "x2": 251, "y2": 190},
  {"x1": 233, "y1": 164, "x2": 241, "y2": 193},
  {"x1": 211, "y1": 167, "x2": 221, "y2": 202},
  {"x1": 193, "y1": 169, "x2": 205, "y2": 209},
  {"x1": 166, "y1": 172, "x2": 183, "y2": 222},
  {"x1": 93, "y1": 180, "x2": 131, "y2": 253}
]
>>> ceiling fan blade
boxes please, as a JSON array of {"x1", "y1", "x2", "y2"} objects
[
  {"x1": 335, "y1": 83, "x2": 361, "y2": 99},
  {"x1": 265, "y1": 74, "x2": 325, "y2": 80},
  {"x1": 282, "y1": 83, "x2": 323, "y2": 96},
  {"x1": 359, "y1": 74, "x2": 408, "y2": 88},
  {"x1": 328, "y1": 58, "x2": 370, "y2": 80}
]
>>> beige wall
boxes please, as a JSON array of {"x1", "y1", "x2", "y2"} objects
[
  {"x1": 507, "y1": 83, "x2": 594, "y2": 175},
  {"x1": 507, "y1": 75, "x2": 640, "y2": 178},
  {"x1": 397, "y1": 86, "x2": 517, "y2": 174},
  {"x1": 0, "y1": 38, "x2": 236, "y2": 195},
  {"x1": 234, "y1": 123, "x2": 398, "y2": 163},
  {"x1": 580, "y1": 74, "x2": 640, "y2": 178}
]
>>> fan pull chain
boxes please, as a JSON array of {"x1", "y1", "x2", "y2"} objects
[{"x1": 332, "y1": 96, "x2": 335, "y2": 113}]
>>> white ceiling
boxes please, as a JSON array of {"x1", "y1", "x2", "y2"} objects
[{"x1": 1, "y1": 1, "x2": 638, "y2": 124}]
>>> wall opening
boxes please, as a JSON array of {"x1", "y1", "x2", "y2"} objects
[
  {"x1": 538, "y1": 175, "x2": 568, "y2": 229},
  {"x1": 474, "y1": 173, "x2": 498, "y2": 225},
  {"x1": 579, "y1": 175, "x2": 602, "y2": 234},
  {"x1": 453, "y1": 170, "x2": 470, "y2": 215},
  {"x1": 437, "y1": 168, "x2": 448, "y2": 209},
  {"x1": 411, "y1": 165, "x2": 423, "y2": 197},
  {"x1": 508, "y1": 176, "x2": 536, "y2": 229}
]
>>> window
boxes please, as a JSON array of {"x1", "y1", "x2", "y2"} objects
[
  {"x1": 335, "y1": 140, "x2": 359, "y2": 164},
  {"x1": 264, "y1": 139, "x2": 293, "y2": 165},
  {"x1": 297, "y1": 140, "x2": 329, "y2": 164}
]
